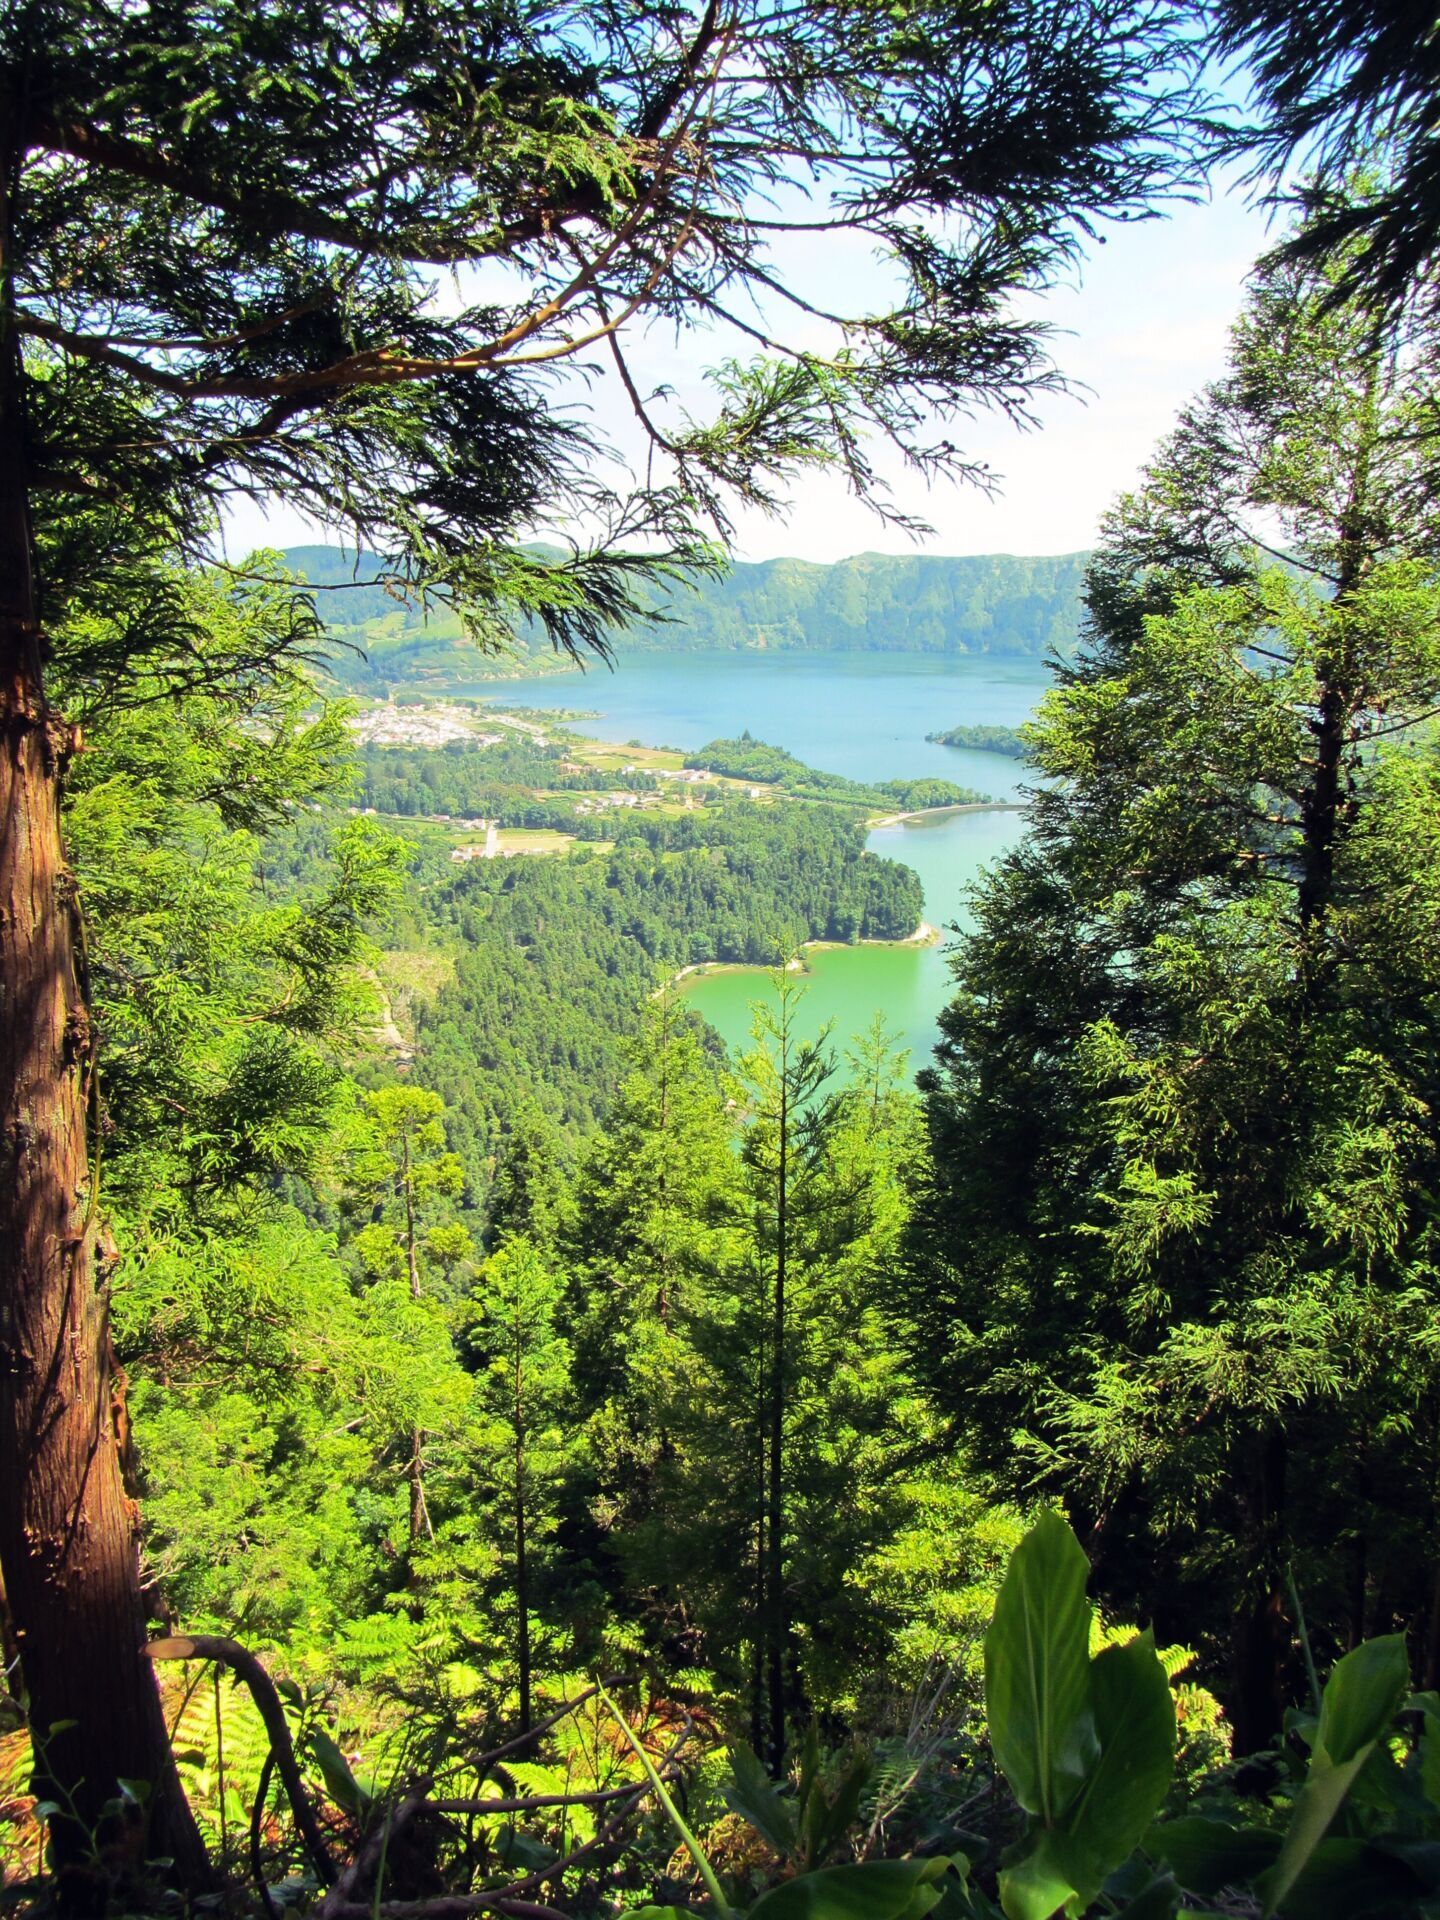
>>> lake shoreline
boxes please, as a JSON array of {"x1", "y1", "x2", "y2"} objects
[
  {"x1": 665, "y1": 919, "x2": 941, "y2": 993},
  {"x1": 866, "y1": 799, "x2": 1026, "y2": 827}
]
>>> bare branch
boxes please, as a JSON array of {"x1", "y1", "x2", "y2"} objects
[{"x1": 145, "y1": 1634, "x2": 337, "y2": 1887}]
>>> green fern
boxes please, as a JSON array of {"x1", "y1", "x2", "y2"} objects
[{"x1": 170, "y1": 1669, "x2": 277, "y2": 1854}]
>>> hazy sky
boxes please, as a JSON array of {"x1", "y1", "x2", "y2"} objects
[{"x1": 222, "y1": 171, "x2": 1275, "y2": 568}]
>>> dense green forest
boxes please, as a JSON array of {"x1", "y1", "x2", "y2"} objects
[
  {"x1": 923, "y1": 725, "x2": 1028, "y2": 759},
  {"x1": 682, "y1": 736, "x2": 984, "y2": 809},
  {"x1": 289, "y1": 548, "x2": 1088, "y2": 695},
  {"x1": 6, "y1": 0, "x2": 1440, "y2": 1916}
]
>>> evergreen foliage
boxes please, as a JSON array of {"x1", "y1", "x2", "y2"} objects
[
  {"x1": 1215, "y1": 5, "x2": 1440, "y2": 316},
  {"x1": 564, "y1": 986, "x2": 1003, "y2": 1765},
  {"x1": 462, "y1": 1237, "x2": 575, "y2": 1731},
  {"x1": 73, "y1": 595, "x2": 470, "y2": 1656}
]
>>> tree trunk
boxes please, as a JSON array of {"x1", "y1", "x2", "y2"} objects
[
  {"x1": 1297, "y1": 366, "x2": 1375, "y2": 947},
  {"x1": 1297, "y1": 676, "x2": 1348, "y2": 939},
  {"x1": 765, "y1": 1058, "x2": 788, "y2": 1775},
  {"x1": 749, "y1": 1313, "x2": 766, "y2": 1759},
  {"x1": 1231, "y1": 1584, "x2": 1290, "y2": 1756},
  {"x1": 0, "y1": 137, "x2": 209, "y2": 1892},
  {"x1": 1228, "y1": 1424, "x2": 1290, "y2": 1754},
  {"x1": 408, "y1": 1426, "x2": 431, "y2": 1543},
  {"x1": 1346, "y1": 1446, "x2": 1371, "y2": 1650},
  {"x1": 514, "y1": 1348, "x2": 531, "y2": 1733},
  {"x1": 402, "y1": 1142, "x2": 430, "y2": 1543},
  {"x1": 402, "y1": 1136, "x2": 420, "y2": 1299}
]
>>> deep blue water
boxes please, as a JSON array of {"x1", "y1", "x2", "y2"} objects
[{"x1": 475, "y1": 648, "x2": 1050, "y2": 800}]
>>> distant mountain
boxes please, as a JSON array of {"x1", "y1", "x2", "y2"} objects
[
  {"x1": 623, "y1": 551, "x2": 1089, "y2": 656},
  {"x1": 278, "y1": 545, "x2": 1088, "y2": 690}
]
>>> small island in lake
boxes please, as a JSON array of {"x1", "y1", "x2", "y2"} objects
[
  {"x1": 925, "y1": 721, "x2": 1028, "y2": 758},
  {"x1": 686, "y1": 730, "x2": 988, "y2": 809}
]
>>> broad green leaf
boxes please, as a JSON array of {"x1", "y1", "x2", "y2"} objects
[
  {"x1": 1422, "y1": 1722, "x2": 1440, "y2": 1812},
  {"x1": 797, "y1": 1723, "x2": 822, "y2": 1838},
  {"x1": 1055, "y1": 1632, "x2": 1175, "y2": 1904},
  {"x1": 1262, "y1": 1771, "x2": 1369, "y2": 1919},
  {"x1": 307, "y1": 1728, "x2": 371, "y2": 1816},
  {"x1": 998, "y1": 1831, "x2": 1078, "y2": 1920},
  {"x1": 801, "y1": 1744, "x2": 871, "y2": 1870},
  {"x1": 746, "y1": 1855, "x2": 957, "y2": 1920},
  {"x1": 1260, "y1": 1636, "x2": 1410, "y2": 1916},
  {"x1": 1314, "y1": 1636, "x2": 1410, "y2": 1766},
  {"x1": 985, "y1": 1512, "x2": 1099, "y2": 1824},
  {"x1": 496, "y1": 1829, "x2": 558, "y2": 1872},
  {"x1": 1111, "y1": 1873, "x2": 1182, "y2": 1920},
  {"x1": 1408, "y1": 1692, "x2": 1440, "y2": 1811},
  {"x1": 725, "y1": 1743, "x2": 800, "y2": 1859},
  {"x1": 1375, "y1": 1838, "x2": 1440, "y2": 1892},
  {"x1": 1273, "y1": 1834, "x2": 1434, "y2": 1918},
  {"x1": 1147, "y1": 1818, "x2": 1280, "y2": 1895}
]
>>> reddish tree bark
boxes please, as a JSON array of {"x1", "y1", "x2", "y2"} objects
[{"x1": 0, "y1": 129, "x2": 209, "y2": 1891}]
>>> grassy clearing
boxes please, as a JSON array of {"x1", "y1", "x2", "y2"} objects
[
  {"x1": 495, "y1": 827, "x2": 577, "y2": 855},
  {"x1": 377, "y1": 949, "x2": 457, "y2": 999},
  {"x1": 569, "y1": 738, "x2": 687, "y2": 772}
]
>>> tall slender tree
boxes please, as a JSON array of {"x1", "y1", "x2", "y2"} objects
[
  {"x1": 736, "y1": 975, "x2": 839, "y2": 1770},
  {"x1": 644, "y1": 987, "x2": 953, "y2": 1752},
  {"x1": 465, "y1": 1236, "x2": 573, "y2": 1734},
  {"x1": 565, "y1": 990, "x2": 741, "y2": 1671},
  {"x1": 353, "y1": 1087, "x2": 465, "y2": 1541},
  {"x1": 486, "y1": 1103, "x2": 574, "y2": 1255}
]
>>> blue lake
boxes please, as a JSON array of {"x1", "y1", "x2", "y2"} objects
[{"x1": 482, "y1": 647, "x2": 1050, "y2": 800}]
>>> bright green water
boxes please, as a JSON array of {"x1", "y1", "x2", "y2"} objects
[{"x1": 679, "y1": 803, "x2": 1027, "y2": 1073}]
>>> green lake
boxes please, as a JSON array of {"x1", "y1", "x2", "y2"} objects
[{"x1": 492, "y1": 646, "x2": 1048, "y2": 1076}]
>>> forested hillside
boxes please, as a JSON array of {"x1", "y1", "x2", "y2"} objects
[
  {"x1": 683, "y1": 733, "x2": 983, "y2": 808},
  {"x1": 626, "y1": 551, "x2": 1088, "y2": 655},
  {"x1": 287, "y1": 544, "x2": 1087, "y2": 693}
]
